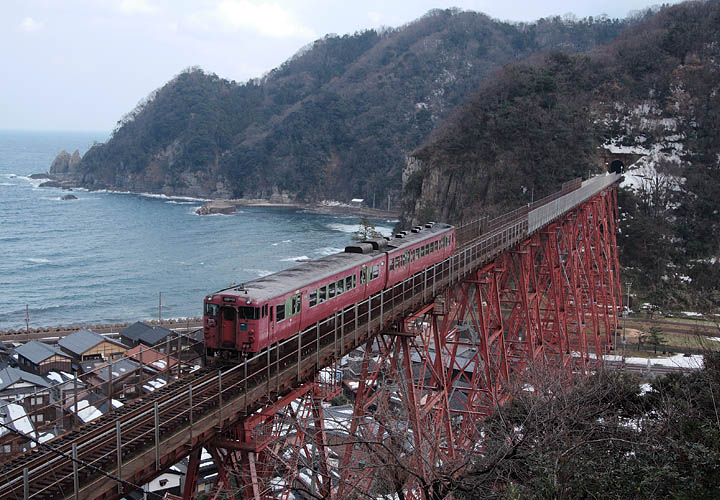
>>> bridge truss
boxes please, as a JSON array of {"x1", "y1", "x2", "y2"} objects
[
  {"x1": 184, "y1": 182, "x2": 621, "y2": 499},
  {"x1": 0, "y1": 176, "x2": 620, "y2": 500}
]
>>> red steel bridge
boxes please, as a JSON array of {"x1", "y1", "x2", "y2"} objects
[{"x1": 0, "y1": 173, "x2": 622, "y2": 500}]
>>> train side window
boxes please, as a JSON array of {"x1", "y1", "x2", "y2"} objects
[
  {"x1": 319, "y1": 286, "x2": 327, "y2": 303},
  {"x1": 389, "y1": 258, "x2": 394, "y2": 271},
  {"x1": 415, "y1": 248, "x2": 419, "y2": 260},
  {"x1": 276, "y1": 304, "x2": 285, "y2": 322},
  {"x1": 328, "y1": 282, "x2": 336, "y2": 298},
  {"x1": 435, "y1": 241, "x2": 439, "y2": 252},
  {"x1": 360, "y1": 267, "x2": 367, "y2": 285},
  {"x1": 372, "y1": 265, "x2": 379, "y2": 280},
  {"x1": 290, "y1": 293, "x2": 301, "y2": 315},
  {"x1": 345, "y1": 276, "x2": 353, "y2": 290},
  {"x1": 337, "y1": 279, "x2": 345, "y2": 294},
  {"x1": 309, "y1": 290, "x2": 317, "y2": 307},
  {"x1": 269, "y1": 306, "x2": 274, "y2": 322},
  {"x1": 352, "y1": 274, "x2": 357, "y2": 288}
]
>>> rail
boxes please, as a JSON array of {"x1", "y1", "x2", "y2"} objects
[{"x1": 0, "y1": 174, "x2": 621, "y2": 499}]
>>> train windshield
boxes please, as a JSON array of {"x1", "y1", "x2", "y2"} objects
[
  {"x1": 237, "y1": 306, "x2": 260, "y2": 320},
  {"x1": 204, "y1": 303, "x2": 219, "y2": 316}
]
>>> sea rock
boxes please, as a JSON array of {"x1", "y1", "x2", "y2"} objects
[
  {"x1": 39, "y1": 180, "x2": 62, "y2": 188},
  {"x1": 61, "y1": 194, "x2": 78, "y2": 200},
  {"x1": 29, "y1": 173, "x2": 51, "y2": 180},
  {"x1": 49, "y1": 149, "x2": 82, "y2": 175},
  {"x1": 195, "y1": 201, "x2": 237, "y2": 215}
]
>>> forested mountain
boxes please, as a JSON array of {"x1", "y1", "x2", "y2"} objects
[
  {"x1": 52, "y1": 9, "x2": 627, "y2": 202},
  {"x1": 404, "y1": 1, "x2": 720, "y2": 309}
]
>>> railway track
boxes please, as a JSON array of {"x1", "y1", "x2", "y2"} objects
[{"x1": 0, "y1": 174, "x2": 621, "y2": 499}]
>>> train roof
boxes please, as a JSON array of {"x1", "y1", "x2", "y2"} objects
[{"x1": 211, "y1": 223, "x2": 453, "y2": 303}]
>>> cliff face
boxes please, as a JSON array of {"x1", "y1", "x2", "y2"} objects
[
  {"x1": 52, "y1": 9, "x2": 627, "y2": 201},
  {"x1": 402, "y1": 1, "x2": 720, "y2": 307}
]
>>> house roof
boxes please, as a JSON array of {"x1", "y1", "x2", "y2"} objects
[
  {"x1": 89, "y1": 358, "x2": 141, "y2": 383},
  {"x1": 0, "y1": 366, "x2": 53, "y2": 392},
  {"x1": 58, "y1": 329, "x2": 125, "y2": 356},
  {"x1": 120, "y1": 322, "x2": 174, "y2": 346},
  {"x1": 15, "y1": 341, "x2": 71, "y2": 365},
  {"x1": 125, "y1": 345, "x2": 178, "y2": 369}
]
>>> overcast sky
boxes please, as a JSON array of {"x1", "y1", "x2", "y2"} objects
[{"x1": 1, "y1": 0, "x2": 676, "y2": 131}]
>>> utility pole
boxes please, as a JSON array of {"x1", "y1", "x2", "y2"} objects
[{"x1": 623, "y1": 281, "x2": 632, "y2": 360}]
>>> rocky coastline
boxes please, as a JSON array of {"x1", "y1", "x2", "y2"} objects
[{"x1": 37, "y1": 150, "x2": 401, "y2": 219}]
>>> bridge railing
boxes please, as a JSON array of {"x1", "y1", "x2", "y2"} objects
[{"x1": 0, "y1": 174, "x2": 621, "y2": 499}]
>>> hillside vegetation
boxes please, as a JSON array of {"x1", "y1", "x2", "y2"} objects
[
  {"x1": 53, "y1": 9, "x2": 626, "y2": 203},
  {"x1": 404, "y1": 1, "x2": 720, "y2": 309}
]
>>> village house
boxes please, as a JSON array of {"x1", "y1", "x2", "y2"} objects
[
  {"x1": 0, "y1": 366, "x2": 54, "y2": 429},
  {"x1": 15, "y1": 340, "x2": 73, "y2": 375},
  {"x1": 58, "y1": 329, "x2": 127, "y2": 361},
  {"x1": 120, "y1": 322, "x2": 175, "y2": 352}
]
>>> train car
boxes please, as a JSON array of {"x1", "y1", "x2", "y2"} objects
[{"x1": 203, "y1": 223, "x2": 455, "y2": 357}]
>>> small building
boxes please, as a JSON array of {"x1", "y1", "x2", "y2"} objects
[
  {"x1": 120, "y1": 322, "x2": 175, "y2": 352},
  {"x1": 0, "y1": 400, "x2": 37, "y2": 459},
  {"x1": 58, "y1": 329, "x2": 126, "y2": 361},
  {"x1": 81, "y1": 357, "x2": 141, "y2": 397},
  {"x1": 350, "y1": 198, "x2": 364, "y2": 207},
  {"x1": 0, "y1": 366, "x2": 54, "y2": 428},
  {"x1": 14, "y1": 341, "x2": 73, "y2": 375},
  {"x1": 125, "y1": 345, "x2": 179, "y2": 372}
]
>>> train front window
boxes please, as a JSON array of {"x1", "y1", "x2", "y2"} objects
[
  {"x1": 205, "y1": 303, "x2": 219, "y2": 316},
  {"x1": 222, "y1": 307, "x2": 236, "y2": 322},
  {"x1": 237, "y1": 307, "x2": 260, "y2": 320}
]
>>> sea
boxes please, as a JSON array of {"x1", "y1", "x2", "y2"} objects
[{"x1": 0, "y1": 130, "x2": 397, "y2": 331}]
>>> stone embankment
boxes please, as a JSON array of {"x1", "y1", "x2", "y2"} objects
[{"x1": 0, "y1": 317, "x2": 203, "y2": 341}]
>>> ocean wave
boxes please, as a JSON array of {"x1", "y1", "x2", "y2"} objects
[
  {"x1": 26, "y1": 258, "x2": 51, "y2": 264},
  {"x1": 95, "y1": 189, "x2": 209, "y2": 203},
  {"x1": 166, "y1": 200, "x2": 199, "y2": 205},
  {"x1": 280, "y1": 256, "x2": 310, "y2": 262},
  {"x1": 0, "y1": 182, "x2": 14, "y2": 186},
  {"x1": 271, "y1": 239, "x2": 292, "y2": 246},
  {"x1": 243, "y1": 268, "x2": 273, "y2": 277},
  {"x1": 315, "y1": 247, "x2": 342, "y2": 256}
]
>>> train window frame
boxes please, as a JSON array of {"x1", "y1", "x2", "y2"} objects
[
  {"x1": 328, "y1": 282, "x2": 336, "y2": 298},
  {"x1": 222, "y1": 306, "x2": 236, "y2": 322},
  {"x1": 389, "y1": 258, "x2": 394, "y2": 271},
  {"x1": 345, "y1": 276, "x2": 353, "y2": 290},
  {"x1": 372, "y1": 265, "x2": 379, "y2": 280},
  {"x1": 290, "y1": 293, "x2": 301, "y2": 316},
  {"x1": 276, "y1": 304, "x2": 285, "y2": 322},
  {"x1": 204, "y1": 303, "x2": 219, "y2": 317},
  {"x1": 352, "y1": 274, "x2": 357, "y2": 288},
  {"x1": 337, "y1": 279, "x2": 345, "y2": 294},
  {"x1": 360, "y1": 267, "x2": 367, "y2": 285},
  {"x1": 309, "y1": 290, "x2": 317, "y2": 307},
  {"x1": 319, "y1": 286, "x2": 327, "y2": 303},
  {"x1": 238, "y1": 306, "x2": 260, "y2": 320}
]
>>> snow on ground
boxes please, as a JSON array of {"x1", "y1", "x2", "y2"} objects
[
  {"x1": 708, "y1": 337, "x2": 720, "y2": 342},
  {"x1": 681, "y1": 311, "x2": 703, "y2": 317},
  {"x1": 605, "y1": 353, "x2": 704, "y2": 369},
  {"x1": 639, "y1": 383, "x2": 653, "y2": 394}
]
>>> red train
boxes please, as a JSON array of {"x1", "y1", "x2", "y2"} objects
[{"x1": 203, "y1": 222, "x2": 455, "y2": 355}]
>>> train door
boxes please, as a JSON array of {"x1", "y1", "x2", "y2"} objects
[
  {"x1": 220, "y1": 306, "x2": 237, "y2": 348},
  {"x1": 269, "y1": 303, "x2": 276, "y2": 344}
]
